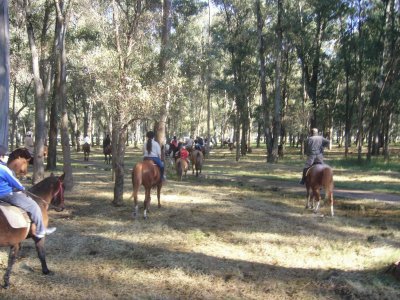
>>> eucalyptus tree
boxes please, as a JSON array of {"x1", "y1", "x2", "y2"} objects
[
  {"x1": 101, "y1": 0, "x2": 160, "y2": 206},
  {"x1": 286, "y1": 0, "x2": 343, "y2": 130},
  {"x1": 213, "y1": 0, "x2": 259, "y2": 161},
  {"x1": 21, "y1": 0, "x2": 56, "y2": 184},
  {"x1": 0, "y1": 0, "x2": 9, "y2": 150}
]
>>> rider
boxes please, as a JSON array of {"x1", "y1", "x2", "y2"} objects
[
  {"x1": 83, "y1": 135, "x2": 91, "y2": 145},
  {"x1": 0, "y1": 146, "x2": 56, "y2": 239},
  {"x1": 195, "y1": 136, "x2": 204, "y2": 150},
  {"x1": 299, "y1": 128, "x2": 330, "y2": 184},
  {"x1": 103, "y1": 134, "x2": 111, "y2": 150},
  {"x1": 143, "y1": 131, "x2": 166, "y2": 181},
  {"x1": 178, "y1": 145, "x2": 190, "y2": 166},
  {"x1": 24, "y1": 131, "x2": 34, "y2": 155}
]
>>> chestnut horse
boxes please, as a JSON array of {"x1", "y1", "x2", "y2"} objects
[
  {"x1": 305, "y1": 164, "x2": 334, "y2": 216},
  {"x1": 176, "y1": 158, "x2": 189, "y2": 181},
  {"x1": 0, "y1": 173, "x2": 65, "y2": 288},
  {"x1": 103, "y1": 144, "x2": 112, "y2": 164},
  {"x1": 82, "y1": 143, "x2": 90, "y2": 161},
  {"x1": 131, "y1": 159, "x2": 162, "y2": 219},
  {"x1": 191, "y1": 150, "x2": 204, "y2": 177}
]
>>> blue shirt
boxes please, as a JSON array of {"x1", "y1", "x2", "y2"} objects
[{"x1": 0, "y1": 164, "x2": 25, "y2": 197}]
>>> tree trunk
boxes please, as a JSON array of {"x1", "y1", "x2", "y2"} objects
[
  {"x1": 0, "y1": 0, "x2": 9, "y2": 150},
  {"x1": 55, "y1": 0, "x2": 73, "y2": 189},
  {"x1": 271, "y1": 0, "x2": 283, "y2": 163},
  {"x1": 156, "y1": 0, "x2": 171, "y2": 153},
  {"x1": 25, "y1": 3, "x2": 46, "y2": 184}
]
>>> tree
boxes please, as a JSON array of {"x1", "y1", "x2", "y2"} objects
[{"x1": 0, "y1": 0, "x2": 9, "y2": 149}]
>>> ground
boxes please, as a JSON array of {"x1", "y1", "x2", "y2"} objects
[{"x1": 0, "y1": 146, "x2": 399, "y2": 299}]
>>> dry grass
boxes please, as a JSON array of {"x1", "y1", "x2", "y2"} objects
[{"x1": 1, "y1": 146, "x2": 400, "y2": 299}]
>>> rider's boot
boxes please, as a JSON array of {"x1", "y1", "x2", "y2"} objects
[{"x1": 299, "y1": 168, "x2": 308, "y2": 185}]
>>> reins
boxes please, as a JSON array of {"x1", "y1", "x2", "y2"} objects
[{"x1": 24, "y1": 179, "x2": 63, "y2": 209}]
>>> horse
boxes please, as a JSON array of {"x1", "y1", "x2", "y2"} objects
[
  {"x1": 176, "y1": 158, "x2": 189, "y2": 181},
  {"x1": 305, "y1": 163, "x2": 334, "y2": 216},
  {"x1": 131, "y1": 159, "x2": 162, "y2": 219},
  {"x1": 82, "y1": 143, "x2": 90, "y2": 161},
  {"x1": 103, "y1": 144, "x2": 112, "y2": 164},
  {"x1": 7, "y1": 148, "x2": 32, "y2": 176},
  {"x1": 191, "y1": 150, "x2": 204, "y2": 177},
  {"x1": 0, "y1": 173, "x2": 65, "y2": 288}
]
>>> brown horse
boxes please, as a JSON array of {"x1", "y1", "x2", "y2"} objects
[
  {"x1": 176, "y1": 158, "x2": 189, "y2": 181},
  {"x1": 0, "y1": 173, "x2": 65, "y2": 288},
  {"x1": 103, "y1": 144, "x2": 112, "y2": 164},
  {"x1": 305, "y1": 164, "x2": 334, "y2": 216},
  {"x1": 131, "y1": 159, "x2": 162, "y2": 219},
  {"x1": 191, "y1": 150, "x2": 204, "y2": 177},
  {"x1": 82, "y1": 143, "x2": 90, "y2": 161}
]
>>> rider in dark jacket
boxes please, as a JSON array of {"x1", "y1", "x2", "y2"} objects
[{"x1": 300, "y1": 128, "x2": 330, "y2": 184}]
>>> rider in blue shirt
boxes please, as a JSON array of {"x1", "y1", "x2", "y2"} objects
[{"x1": 0, "y1": 146, "x2": 56, "y2": 239}]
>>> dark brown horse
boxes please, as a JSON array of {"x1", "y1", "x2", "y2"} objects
[
  {"x1": 305, "y1": 164, "x2": 334, "y2": 216},
  {"x1": 176, "y1": 158, "x2": 189, "y2": 181},
  {"x1": 191, "y1": 150, "x2": 204, "y2": 177},
  {"x1": 82, "y1": 143, "x2": 90, "y2": 161},
  {"x1": 103, "y1": 144, "x2": 112, "y2": 164},
  {"x1": 0, "y1": 173, "x2": 65, "y2": 288},
  {"x1": 131, "y1": 159, "x2": 162, "y2": 219}
]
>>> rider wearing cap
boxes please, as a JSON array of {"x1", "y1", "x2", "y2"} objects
[
  {"x1": 24, "y1": 131, "x2": 34, "y2": 155},
  {"x1": 299, "y1": 128, "x2": 330, "y2": 184}
]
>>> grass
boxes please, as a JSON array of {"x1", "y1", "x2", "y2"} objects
[{"x1": 0, "y1": 145, "x2": 399, "y2": 299}]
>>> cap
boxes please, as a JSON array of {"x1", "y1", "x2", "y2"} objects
[{"x1": 311, "y1": 128, "x2": 318, "y2": 136}]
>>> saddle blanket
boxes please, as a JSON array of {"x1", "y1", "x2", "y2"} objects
[{"x1": 0, "y1": 201, "x2": 31, "y2": 228}]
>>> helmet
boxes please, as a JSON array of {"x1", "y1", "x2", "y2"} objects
[
  {"x1": 311, "y1": 128, "x2": 318, "y2": 136},
  {"x1": 26, "y1": 131, "x2": 33, "y2": 136}
]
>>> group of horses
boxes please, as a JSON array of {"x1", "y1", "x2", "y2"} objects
[
  {"x1": 82, "y1": 143, "x2": 112, "y2": 164},
  {"x1": 0, "y1": 146, "x2": 334, "y2": 288}
]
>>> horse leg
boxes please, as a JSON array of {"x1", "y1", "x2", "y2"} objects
[
  {"x1": 305, "y1": 186, "x2": 311, "y2": 209},
  {"x1": 132, "y1": 188, "x2": 139, "y2": 218},
  {"x1": 34, "y1": 237, "x2": 50, "y2": 275},
  {"x1": 157, "y1": 184, "x2": 162, "y2": 209},
  {"x1": 313, "y1": 188, "x2": 321, "y2": 214},
  {"x1": 3, "y1": 244, "x2": 20, "y2": 289},
  {"x1": 328, "y1": 189, "x2": 334, "y2": 217},
  {"x1": 143, "y1": 188, "x2": 151, "y2": 219}
]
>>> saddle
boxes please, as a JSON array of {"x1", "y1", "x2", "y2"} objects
[{"x1": 0, "y1": 201, "x2": 31, "y2": 228}]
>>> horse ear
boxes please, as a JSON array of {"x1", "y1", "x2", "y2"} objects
[{"x1": 59, "y1": 173, "x2": 65, "y2": 182}]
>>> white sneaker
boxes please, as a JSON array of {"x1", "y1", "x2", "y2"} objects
[{"x1": 36, "y1": 227, "x2": 57, "y2": 238}]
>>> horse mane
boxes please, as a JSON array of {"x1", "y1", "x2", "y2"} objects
[{"x1": 29, "y1": 176, "x2": 59, "y2": 194}]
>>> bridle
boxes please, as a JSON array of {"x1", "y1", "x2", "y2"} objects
[{"x1": 24, "y1": 179, "x2": 64, "y2": 210}]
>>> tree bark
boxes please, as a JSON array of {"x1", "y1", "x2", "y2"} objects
[
  {"x1": 54, "y1": 0, "x2": 73, "y2": 189},
  {"x1": 0, "y1": 0, "x2": 9, "y2": 150}
]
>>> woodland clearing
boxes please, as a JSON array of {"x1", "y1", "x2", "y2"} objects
[{"x1": 0, "y1": 146, "x2": 399, "y2": 299}]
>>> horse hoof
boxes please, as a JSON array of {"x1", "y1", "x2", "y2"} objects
[
  {"x1": 42, "y1": 269, "x2": 52, "y2": 275},
  {"x1": 2, "y1": 283, "x2": 10, "y2": 289}
]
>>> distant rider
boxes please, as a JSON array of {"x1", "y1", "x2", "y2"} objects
[{"x1": 299, "y1": 128, "x2": 330, "y2": 184}]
